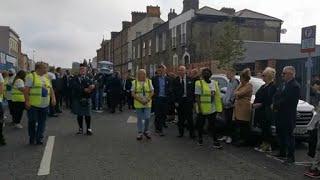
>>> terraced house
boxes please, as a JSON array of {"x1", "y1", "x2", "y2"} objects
[{"x1": 132, "y1": 0, "x2": 283, "y2": 76}]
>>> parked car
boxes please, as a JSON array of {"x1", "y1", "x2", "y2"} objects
[{"x1": 211, "y1": 74, "x2": 318, "y2": 141}]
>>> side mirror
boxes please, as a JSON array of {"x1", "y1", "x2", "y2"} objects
[{"x1": 220, "y1": 87, "x2": 227, "y2": 94}]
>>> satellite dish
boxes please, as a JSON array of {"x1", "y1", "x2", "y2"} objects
[{"x1": 281, "y1": 29, "x2": 287, "y2": 34}]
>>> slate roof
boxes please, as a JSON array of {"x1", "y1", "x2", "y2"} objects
[
  {"x1": 196, "y1": 6, "x2": 230, "y2": 17},
  {"x1": 240, "y1": 41, "x2": 320, "y2": 64},
  {"x1": 235, "y1": 9, "x2": 282, "y2": 22}
]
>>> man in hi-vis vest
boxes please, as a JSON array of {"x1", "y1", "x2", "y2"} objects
[
  {"x1": 195, "y1": 68, "x2": 223, "y2": 148},
  {"x1": 24, "y1": 62, "x2": 56, "y2": 145}
]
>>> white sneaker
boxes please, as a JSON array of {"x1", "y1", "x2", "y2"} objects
[
  {"x1": 226, "y1": 137, "x2": 232, "y2": 144},
  {"x1": 15, "y1": 124, "x2": 23, "y2": 129},
  {"x1": 218, "y1": 136, "x2": 227, "y2": 142}
]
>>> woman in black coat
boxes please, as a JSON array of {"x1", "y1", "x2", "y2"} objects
[{"x1": 253, "y1": 67, "x2": 277, "y2": 152}]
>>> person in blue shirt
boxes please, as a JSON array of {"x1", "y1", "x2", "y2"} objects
[{"x1": 152, "y1": 65, "x2": 172, "y2": 136}]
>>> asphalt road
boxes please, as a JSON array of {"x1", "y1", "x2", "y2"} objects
[{"x1": 0, "y1": 108, "x2": 313, "y2": 180}]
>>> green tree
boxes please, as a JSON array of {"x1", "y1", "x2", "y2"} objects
[{"x1": 214, "y1": 21, "x2": 245, "y2": 69}]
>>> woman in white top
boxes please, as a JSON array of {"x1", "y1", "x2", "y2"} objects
[{"x1": 11, "y1": 70, "x2": 27, "y2": 129}]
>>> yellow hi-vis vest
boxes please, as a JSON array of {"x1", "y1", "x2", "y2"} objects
[
  {"x1": 12, "y1": 79, "x2": 25, "y2": 102},
  {"x1": 28, "y1": 72, "x2": 51, "y2": 108},
  {"x1": 195, "y1": 80, "x2": 223, "y2": 115},
  {"x1": 133, "y1": 79, "x2": 152, "y2": 108}
]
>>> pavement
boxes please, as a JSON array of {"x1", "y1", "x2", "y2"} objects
[{"x1": 0, "y1": 107, "x2": 314, "y2": 180}]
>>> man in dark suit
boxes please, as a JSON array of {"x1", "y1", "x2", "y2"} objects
[
  {"x1": 109, "y1": 72, "x2": 123, "y2": 113},
  {"x1": 152, "y1": 65, "x2": 171, "y2": 136},
  {"x1": 174, "y1": 66, "x2": 195, "y2": 138},
  {"x1": 123, "y1": 75, "x2": 134, "y2": 109},
  {"x1": 273, "y1": 66, "x2": 300, "y2": 164}
]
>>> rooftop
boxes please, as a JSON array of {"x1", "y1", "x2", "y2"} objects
[{"x1": 240, "y1": 41, "x2": 320, "y2": 63}]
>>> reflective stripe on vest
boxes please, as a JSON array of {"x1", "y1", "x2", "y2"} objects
[
  {"x1": 133, "y1": 79, "x2": 152, "y2": 108},
  {"x1": 28, "y1": 72, "x2": 51, "y2": 107},
  {"x1": 12, "y1": 79, "x2": 25, "y2": 102},
  {"x1": 196, "y1": 80, "x2": 223, "y2": 114}
]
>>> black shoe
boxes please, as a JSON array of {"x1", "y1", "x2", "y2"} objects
[
  {"x1": 76, "y1": 129, "x2": 83, "y2": 135},
  {"x1": 0, "y1": 138, "x2": 6, "y2": 146},
  {"x1": 159, "y1": 132, "x2": 165, "y2": 137},
  {"x1": 119, "y1": 109, "x2": 123, "y2": 112},
  {"x1": 110, "y1": 110, "x2": 115, "y2": 114},
  {"x1": 57, "y1": 110, "x2": 62, "y2": 113},
  {"x1": 36, "y1": 141, "x2": 44, "y2": 145},
  {"x1": 272, "y1": 152, "x2": 287, "y2": 160},
  {"x1": 86, "y1": 129, "x2": 93, "y2": 136},
  {"x1": 164, "y1": 124, "x2": 168, "y2": 128},
  {"x1": 198, "y1": 139, "x2": 204, "y2": 146},
  {"x1": 136, "y1": 134, "x2": 143, "y2": 141},
  {"x1": 212, "y1": 142, "x2": 223, "y2": 149},
  {"x1": 144, "y1": 132, "x2": 152, "y2": 140},
  {"x1": 177, "y1": 134, "x2": 184, "y2": 138}
]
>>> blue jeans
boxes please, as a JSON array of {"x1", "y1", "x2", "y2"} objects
[
  {"x1": 92, "y1": 89, "x2": 103, "y2": 110},
  {"x1": 136, "y1": 108, "x2": 151, "y2": 133},
  {"x1": 27, "y1": 106, "x2": 48, "y2": 143}
]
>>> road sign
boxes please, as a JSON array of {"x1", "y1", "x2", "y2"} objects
[{"x1": 301, "y1": 25, "x2": 316, "y2": 53}]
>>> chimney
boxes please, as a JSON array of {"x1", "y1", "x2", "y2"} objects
[
  {"x1": 111, "y1": 32, "x2": 119, "y2": 39},
  {"x1": 147, "y1": 6, "x2": 161, "y2": 17},
  {"x1": 220, "y1": 7, "x2": 236, "y2": 15},
  {"x1": 182, "y1": 0, "x2": 199, "y2": 13},
  {"x1": 131, "y1": 12, "x2": 147, "y2": 24},
  {"x1": 122, "y1": 21, "x2": 131, "y2": 30},
  {"x1": 168, "y1": 9, "x2": 178, "y2": 20}
]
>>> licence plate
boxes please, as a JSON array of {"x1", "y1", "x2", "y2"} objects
[{"x1": 294, "y1": 128, "x2": 308, "y2": 135}]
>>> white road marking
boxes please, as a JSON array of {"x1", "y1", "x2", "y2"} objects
[
  {"x1": 37, "y1": 136, "x2": 55, "y2": 176},
  {"x1": 127, "y1": 116, "x2": 137, "y2": 123}
]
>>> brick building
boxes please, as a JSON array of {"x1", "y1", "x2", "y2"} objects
[
  {"x1": 132, "y1": 0, "x2": 283, "y2": 76},
  {"x1": 0, "y1": 26, "x2": 21, "y2": 68},
  {"x1": 96, "y1": 6, "x2": 164, "y2": 75}
]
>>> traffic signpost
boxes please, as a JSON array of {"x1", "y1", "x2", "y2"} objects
[{"x1": 301, "y1": 25, "x2": 316, "y2": 103}]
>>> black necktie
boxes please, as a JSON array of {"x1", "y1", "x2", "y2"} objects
[{"x1": 181, "y1": 78, "x2": 185, "y2": 95}]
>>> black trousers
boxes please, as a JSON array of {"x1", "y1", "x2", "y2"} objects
[
  {"x1": 55, "y1": 90, "x2": 63, "y2": 111},
  {"x1": 177, "y1": 98, "x2": 194, "y2": 137},
  {"x1": 64, "y1": 90, "x2": 72, "y2": 109},
  {"x1": 277, "y1": 125, "x2": 295, "y2": 159},
  {"x1": 235, "y1": 120, "x2": 250, "y2": 143},
  {"x1": 223, "y1": 108, "x2": 234, "y2": 137},
  {"x1": 7, "y1": 100, "x2": 14, "y2": 120},
  {"x1": 261, "y1": 107, "x2": 273, "y2": 144},
  {"x1": 154, "y1": 97, "x2": 168, "y2": 132},
  {"x1": 110, "y1": 93, "x2": 122, "y2": 112},
  {"x1": 12, "y1": 102, "x2": 25, "y2": 124},
  {"x1": 77, "y1": 116, "x2": 91, "y2": 130},
  {"x1": 197, "y1": 113, "x2": 218, "y2": 142},
  {"x1": 0, "y1": 122, "x2": 3, "y2": 141},
  {"x1": 126, "y1": 92, "x2": 134, "y2": 109}
]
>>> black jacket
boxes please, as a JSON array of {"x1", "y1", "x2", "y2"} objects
[
  {"x1": 273, "y1": 79, "x2": 300, "y2": 129},
  {"x1": 173, "y1": 76, "x2": 194, "y2": 103},
  {"x1": 152, "y1": 75, "x2": 172, "y2": 98},
  {"x1": 71, "y1": 75, "x2": 94, "y2": 99}
]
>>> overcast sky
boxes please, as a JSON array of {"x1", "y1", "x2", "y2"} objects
[{"x1": 0, "y1": 0, "x2": 319, "y2": 68}]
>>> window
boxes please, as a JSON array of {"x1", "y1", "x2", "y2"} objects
[
  {"x1": 173, "y1": 54, "x2": 178, "y2": 67},
  {"x1": 148, "y1": 40, "x2": 152, "y2": 56},
  {"x1": 181, "y1": 23, "x2": 187, "y2": 45},
  {"x1": 156, "y1": 34, "x2": 159, "y2": 53},
  {"x1": 133, "y1": 46, "x2": 136, "y2": 59},
  {"x1": 171, "y1": 27, "x2": 177, "y2": 49},
  {"x1": 142, "y1": 42, "x2": 146, "y2": 57},
  {"x1": 137, "y1": 44, "x2": 141, "y2": 58},
  {"x1": 162, "y1": 32, "x2": 166, "y2": 51}
]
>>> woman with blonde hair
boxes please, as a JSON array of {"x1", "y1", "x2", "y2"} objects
[
  {"x1": 234, "y1": 68, "x2": 253, "y2": 146},
  {"x1": 253, "y1": 67, "x2": 277, "y2": 152},
  {"x1": 131, "y1": 69, "x2": 154, "y2": 140}
]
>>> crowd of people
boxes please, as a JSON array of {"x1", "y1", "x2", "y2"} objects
[{"x1": 0, "y1": 62, "x2": 320, "y2": 178}]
